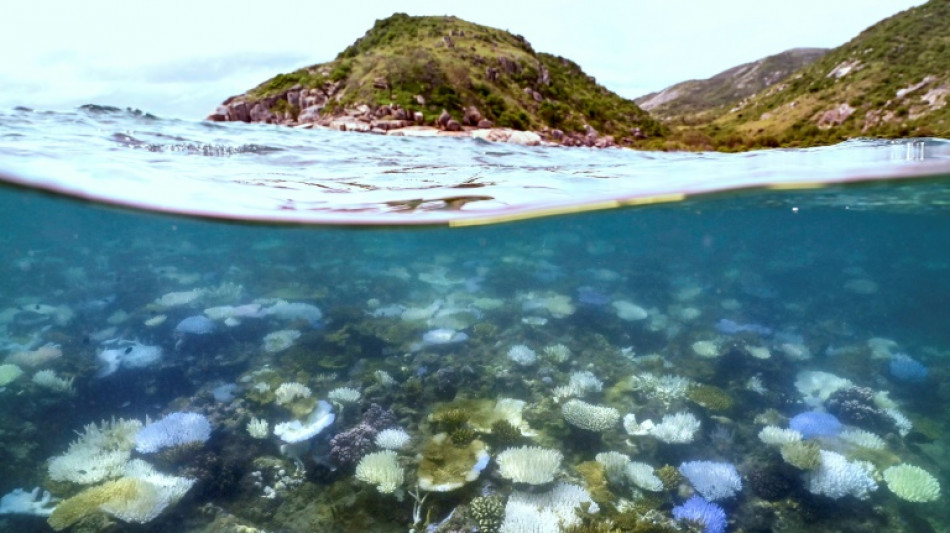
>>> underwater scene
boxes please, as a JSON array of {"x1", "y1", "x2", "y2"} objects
[
  {"x1": 2, "y1": 108, "x2": 950, "y2": 533},
  {"x1": 1, "y1": 179, "x2": 950, "y2": 533}
]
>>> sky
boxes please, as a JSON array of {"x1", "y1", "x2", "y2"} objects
[{"x1": 0, "y1": 0, "x2": 927, "y2": 119}]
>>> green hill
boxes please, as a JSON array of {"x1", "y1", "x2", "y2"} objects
[
  {"x1": 209, "y1": 14, "x2": 664, "y2": 147},
  {"x1": 692, "y1": 0, "x2": 950, "y2": 150},
  {"x1": 636, "y1": 48, "x2": 827, "y2": 123}
]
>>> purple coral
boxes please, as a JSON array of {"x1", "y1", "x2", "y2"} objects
[
  {"x1": 788, "y1": 411, "x2": 842, "y2": 439},
  {"x1": 673, "y1": 495, "x2": 727, "y2": 533},
  {"x1": 329, "y1": 404, "x2": 398, "y2": 467}
]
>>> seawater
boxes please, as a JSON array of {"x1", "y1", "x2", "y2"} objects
[{"x1": 1, "y1": 106, "x2": 950, "y2": 532}]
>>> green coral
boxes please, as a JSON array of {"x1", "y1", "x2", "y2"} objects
[
  {"x1": 655, "y1": 464, "x2": 682, "y2": 491},
  {"x1": 687, "y1": 384, "x2": 734, "y2": 411},
  {"x1": 780, "y1": 440, "x2": 822, "y2": 470}
]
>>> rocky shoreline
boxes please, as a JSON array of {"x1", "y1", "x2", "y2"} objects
[{"x1": 206, "y1": 85, "x2": 619, "y2": 148}]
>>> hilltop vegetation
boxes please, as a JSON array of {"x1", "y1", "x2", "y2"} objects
[
  {"x1": 211, "y1": 3, "x2": 950, "y2": 152},
  {"x1": 213, "y1": 14, "x2": 663, "y2": 147},
  {"x1": 672, "y1": 0, "x2": 950, "y2": 150},
  {"x1": 636, "y1": 48, "x2": 827, "y2": 123}
]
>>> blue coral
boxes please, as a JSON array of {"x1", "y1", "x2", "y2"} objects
[
  {"x1": 788, "y1": 411, "x2": 842, "y2": 439},
  {"x1": 135, "y1": 412, "x2": 212, "y2": 453},
  {"x1": 889, "y1": 353, "x2": 928, "y2": 382},
  {"x1": 678, "y1": 461, "x2": 742, "y2": 501},
  {"x1": 673, "y1": 495, "x2": 727, "y2": 533}
]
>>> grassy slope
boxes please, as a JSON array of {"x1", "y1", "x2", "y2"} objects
[
  {"x1": 638, "y1": 48, "x2": 827, "y2": 123},
  {"x1": 697, "y1": 0, "x2": 950, "y2": 150},
  {"x1": 242, "y1": 14, "x2": 664, "y2": 145}
]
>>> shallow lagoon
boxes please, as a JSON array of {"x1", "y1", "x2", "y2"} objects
[{"x1": 1, "y1": 177, "x2": 949, "y2": 532}]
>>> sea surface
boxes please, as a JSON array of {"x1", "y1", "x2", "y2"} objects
[{"x1": 1, "y1": 105, "x2": 950, "y2": 532}]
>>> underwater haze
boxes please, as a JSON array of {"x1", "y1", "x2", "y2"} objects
[{"x1": 1, "y1": 106, "x2": 950, "y2": 532}]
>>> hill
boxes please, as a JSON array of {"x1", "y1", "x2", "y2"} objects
[
  {"x1": 636, "y1": 48, "x2": 827, "y2": 123},
  {"x1": 694, "y1": 0, "x2": 950, "y2": 150},
  {"x1": 208, "y1": 14, "x2": 664, "y2": 147}
]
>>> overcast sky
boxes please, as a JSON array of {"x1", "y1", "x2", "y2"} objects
[{"x1": 0, "y1": 0, "x2": 926, "y2": 119}]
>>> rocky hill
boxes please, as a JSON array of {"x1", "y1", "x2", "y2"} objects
[
  {"x1": 208, "y1": 14, "x2": 664, "y2": 147},
  {"x1": 636, "y1": 48, "x2": 827, "y2": 123},
  {"x1": 698, "y1": 0, "x2": 950, "y2": 149}
]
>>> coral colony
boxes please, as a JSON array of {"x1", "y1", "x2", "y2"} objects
[{"x1": 0, "y1": 219, "x2": 945, "y2": 533}]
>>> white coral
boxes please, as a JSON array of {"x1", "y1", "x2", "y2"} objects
[
  {"x1": 355, "y1": 450, "x2": 404, "y2": 494},
  {"x1": 758, "y1": 425, "x2": 803, "y2": 446},
  {"x1": 561, "y1": 399, "x2": 619, "y2": 431},
  {"x1": 806, "y1": 450, "x2": 877, "y2": 500},
  {"x1": 375, "y1": 428, "x2": 411, "y2": 450},
  {"x1": 48, "y1": 418, "x2": 143, "y2": 484},
  {"x1": 32, "y1": 369, "x2": 75, "y2": 394},
  {"x1": 649, "y1": 411, "x2": 700, "y2": 444},
  {"x1": 328, "y1": 386, "x2": 361, "y2": 404},
  {"x1": 507, "y1": 345, "x2": 537, "y2": 366},
  {"x1": 246, "y1": 417, "x2": 269, "y2": 439},
  {"x1": 274, "y1": 382, "x2": 312, "y2": 405},
  {"x1": 496, "y1": 446, "x2": 562, "y2": 485},
  {"x1": 625, "y1": 462, "x2": 664, "y2": 492},
  {"x1": 500, "y1": 482, "x2": 598, "y2": 532}
]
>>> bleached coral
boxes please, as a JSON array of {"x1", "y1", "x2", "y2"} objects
[
  {"x1": 246, "y1": 417, "x2": 269, "y2": 439},
  {"x1": 0, "y1": 487, "x2": 56, "y2": 516},
  {"x1": 795, "y1": 370, "x2": 852, "y2": 408},
  {"x1": 375, "y1": 428, "x2": 411, "y2": 450},
  {"x1": 626, "y1": 462, "x2": 664, "y2": 492},
  {"x1": 262, "y1": 329, "x2": 301, "y2": 353},
  {"x1": 758, "y1": 425, "x2": 803, "y2": 446},
  {"x1": 805, "y1": 450, "x2": 877, "y2": 500},
  {"x1": 49, "y1": 460, "x2": 195, "y2": 529},
  {"x1": 838, "y1": 428, "x2": 885, "y2": 450},
  {"x1": 882, "y1": 464, "x2": 940, "y2": 502},
  {"x1": 274, "y1": 382, "x2": 312, "y2": 405},
  {"x1": 622, "y1": 413, "x2": 655, "y2": 436},
  {"x1": 563, "y1": 371, "x2": 603, "y2": 397},
  {"x1": 48, "y1": 418, "x2": 143, "y2": 484},
  {"x1": 134, "y1": 412, "x2": 211, "y2": 453},
  {"x1": 649, "y1": 411, "x2": 701, "y2": 444},
  {"x1": 497, "y1": 446, "x2": 562, "y2": 485},
  {"x1": 884, "y1": 407, "x2": 913, "y2": 437},
  {"x1": 679, "y1": 461, "x2": 742, "y2": 501},
  {"x1": 102, "y1": 459, "x2": 196, "y2": 523},
  {"x1": 32, "y1": 369, "x2": 75, "y2": 394},
  {"x1": 328, "y1": 386, "x2": 361, "y2": 404},
  {"x1": 561, "y1": 399, "x2": 620, "y2": 431},
  {"x1": 629, "y1": 373, "x2": 690, "y2": 404},
  {"x1": 612, "y1": 300, "x2": 648, "y2": 321},
  {"x1": 355, "y1": 450, "x2": 404, "y2": 494},
  {"x1": 273, "y1": 400, "x2": 335, "y2": 443},
  {"x1": 0, "y1": 363, "x2": 24, "y2": 386},
  {"x1": 595, "y1": 451, "x2": 630, "y2": 486},
  {"x1": 543, "y1": 343, "x2": 571, "y2": 364},
  {"x1": 507, "y1": 345, "x2": 537, "y2": 366},
  {"x1": 500, "y1": 482, "x2": 598, "y2": 532},
  {"x1": 691, "y1": 340, "x2": 721, "y2": 358}
]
